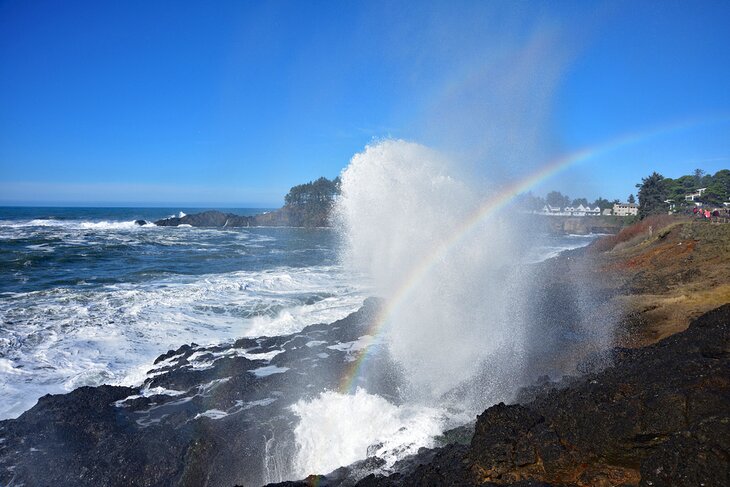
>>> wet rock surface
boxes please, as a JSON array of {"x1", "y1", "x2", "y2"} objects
[
  {"x1": 0, "y1": 299, "x2": 401, "y2": 487},
  {"x1": 281, "y1": 304, "x2": 728, "y2": 487}
]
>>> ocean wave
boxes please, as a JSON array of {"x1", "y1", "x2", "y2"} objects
[
  {"x1": 0, "y1": 265, "x2": 368, "y2": 420},
  {"x1": 0, "y1": 218, "x2": 156, "y2": 231}
]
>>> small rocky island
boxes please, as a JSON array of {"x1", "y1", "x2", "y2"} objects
[{"x1": 154, "y1": 177, "x2": 340, "y2": 228}]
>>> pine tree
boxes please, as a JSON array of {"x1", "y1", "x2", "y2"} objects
[{"x1": 636, "y1": 172, "x2": 668, "y2": 219}]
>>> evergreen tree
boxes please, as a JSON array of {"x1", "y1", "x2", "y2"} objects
[
  {"x1": 627, "y1": 194, "x2": 635, "y2": 204},
  {"x1": 591, "y1": 197, "x2": 611, "y2": 210},
  {"x1": 636, "y1": 172, "x2": 668, "y2": 218},
  {"x1": 546, "y1": 191, "x2": 570, "y2": 208},
  {"x1": 283, "y1": 177, "x2": 340, "y2": 226}
]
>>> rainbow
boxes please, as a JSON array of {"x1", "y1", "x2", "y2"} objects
[{"x1": 336, "y1": 115, "x2": 730, "y2": 394}]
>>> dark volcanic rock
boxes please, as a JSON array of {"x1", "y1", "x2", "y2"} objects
[
  {"x1": 154, "y1": 210, "x2": 258, "y2": 227},
  {"x1": 0, "y1": 298, "x2": 402, "y2": 487},
  {"x1": 337, "y1": 304, "x2": 730, "y2": 487},
  {"x1": 153, "y1": 208, "x2": 317, "y2": 228},
  {"x1": 2, "y1": 300, "x2": 728, "y2": 487}
]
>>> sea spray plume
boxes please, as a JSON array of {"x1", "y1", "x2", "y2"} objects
[
  {"x1": 334, "y1": 139, "x2": 532, "y2": 404},
  {"x1": 331, "y1": 118, "x2": 729, "y2": 403}
]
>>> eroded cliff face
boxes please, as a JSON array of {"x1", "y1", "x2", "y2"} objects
[{"x1": 591, "y1": 220, "x2": 730, "y2": 347}]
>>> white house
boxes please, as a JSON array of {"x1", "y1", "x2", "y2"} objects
[
  {"x1": 685, "y1": 188, "x2": 707, "y2": 203},
  {"x1": 602, "y1": 208, "x2": 613, "y2": 216},
  {"x1": 613, "y1": 202, "x2": 638, "y2": 216},
  {"x1": 577, "y1": 204, "x2": 601, "y2": 216}
]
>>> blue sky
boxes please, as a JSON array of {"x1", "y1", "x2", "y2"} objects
[{"x1": 1, "y1": 0, "x2": 729, "y2": 206}]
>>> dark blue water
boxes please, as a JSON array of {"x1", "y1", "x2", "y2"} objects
[
  {"x1": 0, "y1": 207, "x2": 595, "y2": 420},
  {"x1": 0, "y1": 207, "x2": 338, "y2": 294}
]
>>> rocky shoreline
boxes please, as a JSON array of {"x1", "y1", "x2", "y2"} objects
[
  {"x1": 1, "y1": 219, "x2": 728, "y2": 486},
  {"x1": 0, "y1": 299, "x2": 400, "y2": 486},
  {"x1": 272, "y1": 304, "x2": 728, "y2": 486}
]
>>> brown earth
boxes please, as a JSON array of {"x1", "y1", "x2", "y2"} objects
[{"x1": 566, "y1": 217, "x2": 730, "y2": 347}]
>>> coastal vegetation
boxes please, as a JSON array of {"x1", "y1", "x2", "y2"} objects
[
  {"x1": 636, "y1": 168, "x2": 730, "y2": 217},
  {"x1": 282, "y1": 176, "x2": 340, "y2": 227}
]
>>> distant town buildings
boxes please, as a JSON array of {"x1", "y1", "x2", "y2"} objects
[
  {"x1": 536, "y1": 204, "x2": 602, "y2": 217},
  {"x1": 613, "y1": 202, "x2": 638, "y2": 216}
]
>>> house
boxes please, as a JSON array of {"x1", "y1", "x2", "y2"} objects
[
  {"x1": 664, "y1": 199, "x2": 676, "y2": 213},
  {"x1": 537, "y1": 205, "x2": 568, "y2": 216},
  {"x1": 570, "y1": 205, "x2": 601, "y2": 216},
  {"x1": 613, "y1": 202, "x2": 638, "y2": 216},
  {"x1": 602, "y1": 208, "x2": 613, "y2": 216},
  {"x1": 685, "y1": 188, "x2": 707, "y2": 203}
]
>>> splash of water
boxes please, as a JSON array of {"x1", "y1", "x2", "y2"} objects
[
  {"x1": 290, "y1": 388, "x2": 445, "y2": 478},
  {"x1": 335, "y1": 139, "x2": 533, "y2": 404}
]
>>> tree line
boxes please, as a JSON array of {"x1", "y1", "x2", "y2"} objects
[
  {"x1": 636, "y1": 169, "x2": 730, "y2": 218},
  {"x1": 282, "y1": 176, "x2": 341, "y2": 226}
]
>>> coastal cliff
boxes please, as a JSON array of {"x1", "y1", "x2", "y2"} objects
[
  {"x1": 281, "y1": 304, "x2": 728, "y2": 487},
  {"x1": 1, "y1": 218, "x2": 727, "y2": 486},
  {"x1": 271, "y1": 218, "x2": 730, "y2": 487}
]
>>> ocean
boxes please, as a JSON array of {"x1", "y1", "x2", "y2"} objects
[
  {"x1": 0, "y1": 206, "x2": 597, "y2": 451},
  {"x1": 0, "y1": 207, "x2": 369, "y2": 420}
]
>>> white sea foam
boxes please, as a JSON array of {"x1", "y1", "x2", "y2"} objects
[
  {"x1": 251, "y1": 365, "x2": 289, "y2": 377},
  {"x1": 291, "y1": 388, "x2": 447, "y2": 478},
  {"x1": 0, "y1": 265, "x2": 367, "y2": 419},
  {"x1": 0, "y1": 219, "x2": 155, "y2": 231}
]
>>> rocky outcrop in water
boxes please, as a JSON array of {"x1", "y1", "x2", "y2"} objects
[
  {"x1": 278, "y1": 304, "x2": 729, "y2": 487},
  {"x1": 153, "y1": 207, "x2": 325, "y2": 228}
]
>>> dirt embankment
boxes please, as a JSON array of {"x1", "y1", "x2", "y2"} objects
[{"x1": 585, "y1": 216, "x2": 730, "y2": 347}]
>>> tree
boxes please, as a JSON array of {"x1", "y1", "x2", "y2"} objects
[
  {"x1": 627, "y1": 194, "x2": 635, "y2": 204},
  {"x1": 571, "y1": 197, "x2": 589, "y2": 207},
  {"x1": 283, "y1": 176, "x2": 341, "y2": 226},
  {"x1": 546, "y1": 191, "x2": 570, "y2": 208},
  {"x1": 694, "y1": 168, "x2": 705, "y2": 185},
  {"x1": 591, "y1": 197, "x2": 611, "y2": 210},
  {"x1": 636, "y1": 172, "x2": 668, "y2": 219}
]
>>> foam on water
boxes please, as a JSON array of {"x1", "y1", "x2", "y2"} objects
[
  {"x1": 291, "y1": 388, "x2": 447, "y2": 478},
  {"x1": 0, "y1": 214, "x2": 369, "y2": 419}
]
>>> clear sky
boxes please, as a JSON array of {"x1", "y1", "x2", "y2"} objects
[{"x1": 1, "y1": 0, "x2": 729, "y2": 206}]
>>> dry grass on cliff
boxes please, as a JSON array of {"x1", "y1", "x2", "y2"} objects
[
  {"x1": 604, "y1": 221, "x2": 730, "y2": 347},
  {"x1": 590, "y1": 214, "x2": 681, "y2": 253}
]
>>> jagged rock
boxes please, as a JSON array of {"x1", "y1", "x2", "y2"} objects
[{"x1": 322, "y1": 304, "x2": 728, "y2": 487}]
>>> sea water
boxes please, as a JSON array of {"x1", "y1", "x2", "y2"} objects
[
  {"x1": 0, "y1": 207, "x2": 368, "y2": 419},
  {"x1": 0, "y1": 205, "x2": 597, "y2": 478}
]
